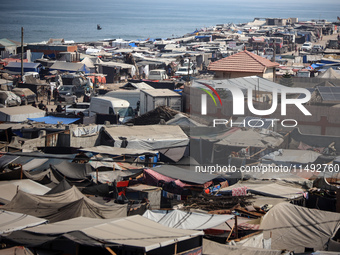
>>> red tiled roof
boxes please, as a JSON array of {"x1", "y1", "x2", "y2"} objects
[{"x1": 208, "y1": 50, "x2": 280, "y2": 73}]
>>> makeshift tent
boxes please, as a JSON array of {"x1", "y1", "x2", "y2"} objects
[
  {"x1": 143, "y1": 210, "x2": 234, "y2": 230},
  {"x1": 3, "y1": 216, "x2": 203, "y2": 253},
  {"x1": 0, "y1": 246, "x2": 34, "y2": 255},
  {"x1": 0, "y1": 210, "x2": 47, "y2": 234},
  {"x1": 166, "y1": 113, "x2": 206, "y2": 127},
  {"x1": 5, "y1": 62, "x2": 41, "y2": 73},
  {"x1": 50, "y1": 161, "x2": 92, "y2": 180},
  {"x1": 0, "y1": 179, "x2": 51, "y2": 204},
  {"x1": 2, "y1": 186, "x2": 127, "y2": 222},
  {"x1": 203, "y1": 239, "x2": 283, "y2": 255},
  {"x1": 150, "y1": 165, "x2": 224, "y2": 186},
  {"x1": 89, "y1": 169, "x2": 143, "y2": 184},
  {"x1": 28, "y1": 116, "x2": 79, "y2": 125},
  {"x1": 318, "y1": 68, "x2": 340, "y2": 79},
  {"x1": 261, "y1": 149, "x2": 321, "y2": 164},
  {"x1": 219, "y1": 180, "x2": 305, "y2": 199},
  {"x1": 79, "y1": 146, "x2": 158, "y2": 157},
  {"x1": 45, "y1": 179, "x2": 72, "y2": 195},
  {"x1": 260, "y1": 203, "x2": 340, "y2": 252},
  {"x1": 49, "y1": 62, "x2": 90, "y2": 73},
  {"x1": 103, "y1": 125, "x2": 189, "y2": 150}
]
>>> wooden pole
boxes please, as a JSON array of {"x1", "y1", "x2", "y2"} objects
[
  {"x1": 106, "y1": 247, "x2": 117, "y2": 255},
  {"x1": 235, "y1": 215, "x2": 238, "y2": 239},
  {"x1": 21, "y1": 27, "x2": 24, "y2": 82},
  {"x1": 174, "y1": 242, "x2": 178, "y2": 255},
  {"x1": 20, "y1": 164, "x2": 23, "y2": 179}
]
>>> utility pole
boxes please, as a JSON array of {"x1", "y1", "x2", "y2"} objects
[
  {"x1": 272, "y1": 43, "x2": 276, "y2": 83},
  {"x1": 21, "y1": 27, "x2": 24, "y2": 82}
]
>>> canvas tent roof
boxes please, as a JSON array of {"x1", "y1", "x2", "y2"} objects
[
  {"x1": 260, "y1": 203, "x2": 340, "y2": 252},
  {"x1": 318, "y1": 68, "x2": 340, "y2": 79},
  {"x1": 28, "y1": 116, "x2": 79, "y2": 125},
  {"x1": 104, "y1": 125, "x2": 189, "y2": 150},
  {"x1": 0, "y1": 210, "x2": 47, "y2": 234},
  {"x1": 215, "y1": 128, "x2": 284, "y2": 148},
  {"x1": 49, "y1": 62, "x2": 90, "y2": 73},
  {"x1": 2, "y1": 186, "x2": 127, "y2": 222},
  {"x1": 143, "y1": 210, "x2": 234, "y2": 230},
  {"x1": 203, "y1": 239, "x2": 283, "y2": 255},
  {"x1": 50, "y1": 161, "x2": 93, "y2": 180},
  {"x1": 4, "y1": 215, "x2": 203, "y2": 252},
  {"x1": 219, "y1": 180, "x2": 305, "y2": 199},
  {"x1": 150, "y1": 165, "x2": 224, "y2": 185},
  {"x1": 261, "y1": 149, "x2": 321, "y2": 164},
  {"x1": 79, "y1": 145, "x2": 158, "y2": 157}
]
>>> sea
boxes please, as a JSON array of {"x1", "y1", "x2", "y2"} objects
[{"x1": 0, "y1": 0, "x2": 339, "y2": 43}]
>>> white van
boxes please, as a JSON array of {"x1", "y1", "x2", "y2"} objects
[
  {"x1": 88, "y1": 96, "x2": 135, "y2": 123},
  {"x1": 148, "y1": 69, "x2": 168, "y2": 81},
  {"x1": 105, "y1": 90, "x2": 140, "y2": 110}
]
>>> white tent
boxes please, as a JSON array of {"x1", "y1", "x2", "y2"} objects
[{"x1": 143, "y1": 209, "x2": 234, "y2": 230}]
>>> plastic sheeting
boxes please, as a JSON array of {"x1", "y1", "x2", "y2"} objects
[
  {"x1": 260, "y1": 203, "x2": 340, "y2": 253},
  {"x1": 143, "y1": 210, "x2": 234, "y2": 230},
  {"x1": 50, "y1": 161, "x2": 93, "y2": 180},
  {"x1": 28, "y1": 116, "x2": 79, "y2": 125}
]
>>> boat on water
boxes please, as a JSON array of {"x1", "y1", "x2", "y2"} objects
[{"x1": 97, "y1": 24, "x2": 102, "y2": 30}]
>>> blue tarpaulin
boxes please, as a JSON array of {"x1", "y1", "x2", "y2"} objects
[{"x1": 28, "y1": 116, "x2": 79, "y2": 124}]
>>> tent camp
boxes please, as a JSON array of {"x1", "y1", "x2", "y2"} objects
[
  {"x1": 260, "y1": 203, "x2": 340, "y2": 252},
  {"x1": 2, "y1": 186, "x2": 127, "y2": 222},
  {"x1": 143, "y1": 209, "x2": 234, "y2": 230},
  {"x1": 2, "y1": 216, "x2": 203, "y2": 254}
]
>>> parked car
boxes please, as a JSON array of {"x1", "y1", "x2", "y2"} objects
[
  {"x1": 65, "y1": 102, "x2": 90, "y2": 115},
  {"x1": 148, "y1": 69, "x2": 168, "y2": 81},
  {"x1": 58, "y1": 85, "x2": 85, "y2": 98},
  {"x1": 312, "y1": 45, "x2": 323, "y2": 52},
  {"x1": 175, "y1": 66, "x2": 197, "y2": 76},
  {"x1": 12, "y1": 88, "x2": 37, "y2": 105},
  {"x1": 301, "y1": 42, "x2": 313, "y2": 51},
  {"x1": 0, "y1": 91, "x2": 21, "y2": 107}
]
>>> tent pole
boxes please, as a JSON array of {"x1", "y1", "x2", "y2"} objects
[
  {"x1": 174, "y1": 242, "x2": 178, "y2": 254},
  {"x1": 235, "y1": 215, "x2": 238, "y2": 239},
  {"x1": 20, "y1": 164, "x2": 23, "y2": 179},
  {"x1": 106, "y1": 247, "x2": 117, "y2": 255}
]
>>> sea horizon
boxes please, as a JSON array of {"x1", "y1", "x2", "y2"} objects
[{"x1": 1, "y1": 0, "x2": 339, "y2": 43}]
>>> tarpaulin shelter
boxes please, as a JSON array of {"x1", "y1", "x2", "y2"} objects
[
  {"x1": 102, "y1": 125, "x2": 189, "y2": 150},
  {"x1": 2, "y1": 216, "x2": 203, "y2": 254},
  {"x1": 149, "y1": 165, "x2": 224, "y2": 187},
  {"x1": 5, "y1": 62, "x2": 41, "y2": 73},
  {"x1": 260, "y1": 203, "x2": 340, "y2": 252},
  {"x1": 50, "y1": 161, "x2": 93, "y2": 181},
  {"x1": 0, "y1": 210, "x2": 47, "y2": 234},
  {"x1": 49, "y1": 62, "x2": 90, "y2": 74},
  {"x1": 28, "y1": 116, "x2": 79, "y2": 125},
  {"x1": 261, "y1": 149, "x2": 321, "y2": 165},
  {"x1": 219, "y1": 180, "x2": 305, "y2": 199},
  {"x1": 2, "y1": 186, "x2": 127, "y2": 223},
  {"x1": 0, "y1": 246, "x2": 34, "y2": 255},
  {"x1": 143, "y1": 210, "x2": 234, "y2": 230}
]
